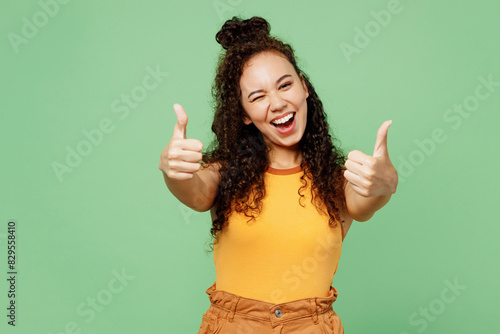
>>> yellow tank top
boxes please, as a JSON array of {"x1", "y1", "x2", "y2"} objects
[{"x1": 213, "y1": 164, "x2": 343, "y2": 304}]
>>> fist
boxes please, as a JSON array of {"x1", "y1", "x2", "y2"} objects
[
  {"x1": 343, "y1": 120, "x2": 398, "y2": 197},
  {"x1": 159, "y1": 104, "x2": 204, "y2": 180}
]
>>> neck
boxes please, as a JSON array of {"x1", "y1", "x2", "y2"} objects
[{"x1": 268, "y1": 144, "x2": 303, "y2": 169}]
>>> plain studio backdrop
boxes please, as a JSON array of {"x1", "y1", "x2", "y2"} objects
[{"x1": 1, "y1": 0, "x2": 499, "y2": 333}]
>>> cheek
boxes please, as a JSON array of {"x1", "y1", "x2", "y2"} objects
[
  {"x1": 294, "y1": 93, "x2": 308, "y2": 111},
  {"x1": 291, "y1": 88, "x2": 307, "y2": 103},
  {"x1": 250, "y1": 107, "x2": 268, "y2": 123}
]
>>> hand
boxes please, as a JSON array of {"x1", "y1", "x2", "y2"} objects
[
  {"x1": 344, "y1": 120, "x2": 398, "y2": 197},
  {"x1": 159, "y1": 104, "x2": 204, "y2": 180}
]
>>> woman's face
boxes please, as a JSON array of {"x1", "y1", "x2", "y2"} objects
[{"x1": 239, "y1": 51, "x2": 309, "y2": 152}]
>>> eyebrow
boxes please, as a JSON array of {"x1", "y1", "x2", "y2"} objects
[{"x1": 247, "y1": 74, "x2": 293, "y2": 100}]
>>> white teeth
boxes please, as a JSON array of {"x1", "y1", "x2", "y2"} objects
[{"x1": 272, "y1": 113, "x2": 294, "y2": 125}]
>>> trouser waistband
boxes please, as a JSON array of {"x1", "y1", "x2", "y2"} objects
[{"x1": 205, "y1": 282, "x2": 338, "y2": 326}]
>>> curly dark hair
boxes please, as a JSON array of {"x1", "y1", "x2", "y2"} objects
[{"x1": 201, "y1": 16, "x2": 348, "y2": 253}]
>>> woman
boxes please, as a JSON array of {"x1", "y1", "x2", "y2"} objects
[{"x1": 159, "y1": 16, "x2": 398, "y2": 334}]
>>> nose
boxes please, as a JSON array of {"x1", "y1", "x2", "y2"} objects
[{"x1": 269, "y1": 92, "x2": 286, "y2": 111}]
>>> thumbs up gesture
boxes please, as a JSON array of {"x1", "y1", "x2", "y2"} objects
[
  {"x1": 344, "y1": 121, "x2": 398, "y2": 198},
  {"x1": 159, "y1": 104, "x2": 204, "y2": 180}
]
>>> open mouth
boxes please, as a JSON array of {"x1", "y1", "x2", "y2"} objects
[{"x1": 271, "y1": 112, "x2": 295, "y2": 129}]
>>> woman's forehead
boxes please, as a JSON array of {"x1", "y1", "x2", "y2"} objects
[
  {"x1": 240, "y1": 52, "x2": 296, "y2": 86},
  {"x1": 242, "y1": 51, "x2": 291, "y2": 72}
]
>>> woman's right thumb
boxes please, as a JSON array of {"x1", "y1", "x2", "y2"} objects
[{"x1": 172, "y1": 103, "x2": 188, "y2": 139}]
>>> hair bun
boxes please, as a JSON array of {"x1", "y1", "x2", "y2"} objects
[{"x1": 216, "y1": 16, "x2": 270, "y2": 50}]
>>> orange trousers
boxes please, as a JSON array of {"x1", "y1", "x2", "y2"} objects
[{"x1": 197, "y1": 281, "x2": 344, "y2": 333}]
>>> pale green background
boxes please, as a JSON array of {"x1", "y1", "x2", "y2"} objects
[{"x1": 1, "y1": 0, "x2": 499, "y2": 333}]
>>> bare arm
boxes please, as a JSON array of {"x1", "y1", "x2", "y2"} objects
[
  {"x1": 159, "y1": 104, "x2": 221, "y2": 212},
  {"x1": 342, "y1": 121, "x2": 398, "y2": 222},
  {"x1": 163, "y1": 162, "x2": 221, "y2": 212},
  {"x1": 343, "y1": 175, "x2": 392, "y2": 222}
]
